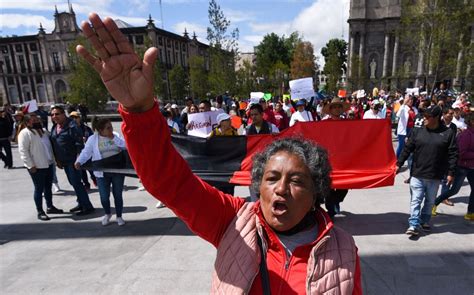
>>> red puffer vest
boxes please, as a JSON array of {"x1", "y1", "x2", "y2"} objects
[{"x1": 211, "y1": 203, "x2": 357, "y2": 294}]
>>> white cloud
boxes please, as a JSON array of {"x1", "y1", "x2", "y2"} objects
[
  {"x1": 223, "y1": 8, "x2": 255, "y2": 23},
  {"x1": 244, "y1": 0, "x2": 350, "y2": 61},
  {"x1": 173, "y1": 21, "x2": 206, "y2": 40},
  {"x1": 0, "y1": 14, "x2": 55, "y2": 32}
]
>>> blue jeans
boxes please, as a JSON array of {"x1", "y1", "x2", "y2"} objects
[
  {"x1": 97, "y1": 173, "x2": 125, "y2": 217},
  {"x1": 396, "y1": 128, "x2": 412, "y2": 158},
  {"x1": 435, "y1": 167, "x2": 469, "y2": 205},
  {"x1": 409, "y1": 177, "x2": 440, "y2": 227},
  {"x1": 28, "y1": 164, "x2": 54, "y2": 211},
  {"x1": 63, "y1": 163, "x2": 93, "y2": 210}
]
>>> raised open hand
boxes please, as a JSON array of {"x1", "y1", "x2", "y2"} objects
[{"x1": 76, "y1": 13, "x2": 158, "y2": 112}]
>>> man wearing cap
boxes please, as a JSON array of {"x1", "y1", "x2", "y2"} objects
[
  {"x1": 50, "y1": 106, "x2": 94, "y2": 215},
  {"x1": 363, "y1": 99, "x2": 385, "y2": 119},
  {"x1": 289, "y1": 99, "x2": 314, "y2": 127},
  {"x1": 209, "y1": 113, "x2": 237, "y2": 137},
  {"x1": 397, "y1": 105, "x2": 457, "y2": 236}
]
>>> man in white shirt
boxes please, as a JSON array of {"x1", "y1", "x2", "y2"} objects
[
  {"x1": 363, "y1": 100, "x2": 385, "y2": 119},
  {"x1": 289, "y1": 99, "x2": 314, "y2": 126}
]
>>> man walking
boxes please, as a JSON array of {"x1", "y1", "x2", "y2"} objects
[
  {"x1": 0, "y1": 108, "x2": 13, "y2": 169},
  {"x1": 50, "y1": 106, "x2": 94, "y2": 215},
  {"x1": 397, "y1": 105, "x2": 457, "y2": 236}
]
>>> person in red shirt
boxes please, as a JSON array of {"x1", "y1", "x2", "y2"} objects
[
  {"x1": 76, "y1": 14, "x2": 362, "y2": 294},
  {"x1": 273, "y1": 101, "x2": 289, "y2": 130}
]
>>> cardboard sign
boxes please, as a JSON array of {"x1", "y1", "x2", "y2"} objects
[
  {"x1": 250, "y1": 92, "x2": 264, "y2": 99},
  {"x1": 338, "y1": 90, "x2": 347, "y2": 98},
  {"x1": 263, "y1": 93, "x2": 272, "y2": 101},
  {"x1": 406, "y1": 87, "x2": 419, "y2": 96},
  {"x1": 289, "y1": 77, "x2": 314, "y2": 99},
  {"x1": 22, "y1": 100, "x2": 38, "y2": 113},
  {"x1": 187, "y1": 110, "x2": 224, "y2": 138}
]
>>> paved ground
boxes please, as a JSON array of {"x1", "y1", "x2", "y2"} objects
[{"x1": 1, "y1": 122, "x2": 473, "y2": 294}]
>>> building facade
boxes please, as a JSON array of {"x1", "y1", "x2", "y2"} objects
[
  {"x1": 0, "y1": 5, "x2": 209, "y2": 106},
  {"x1": 347, "y1": 0, "x2": 473, "y2": 92}
]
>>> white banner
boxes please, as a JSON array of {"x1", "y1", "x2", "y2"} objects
[
  {"x1": 289, "y1": 77, "x2": 314, "y2": 99},
  {"x1": 187, "y1": 110, "x2": 224, "y2": 138},
  {"x1": 23, "y1": 100, "x2": 38, "y2": 113}
]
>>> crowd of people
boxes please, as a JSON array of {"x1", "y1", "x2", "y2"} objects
[
  {"x1": 1, "y1": 13, "x2": 473, "y2": 293},
  {"x1": 0, "y1": 78, "x2": 472, "y2": 231}
]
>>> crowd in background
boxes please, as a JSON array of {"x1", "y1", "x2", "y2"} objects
[{"x1": 0, "y1": 84, "x2": 472, "y2": 230}]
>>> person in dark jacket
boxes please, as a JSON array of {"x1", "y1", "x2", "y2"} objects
[
  {"x1": 0, "y1": 108, "x2": 13, "y2": 169},
  {"x1": 397, "y1": 105, "x2": 457, "y2": 236},
  {"x1": 50, "y1": 106, "x2": 94, "y2": 215}
]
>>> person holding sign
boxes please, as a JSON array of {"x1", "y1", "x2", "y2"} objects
[
  {"x1": 208, "y1": 113, "x2": 238, "y2": 137},
  {"x1": 289, "y1": 99, "x2": 314, "y2": 127},
  {"x1": 76, "y1": 14, "x2": 361, "y2": 294}
]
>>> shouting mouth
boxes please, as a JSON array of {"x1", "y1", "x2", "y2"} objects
[{"x1": 272, "y1": 201, "x2": 288, "y2": 216}]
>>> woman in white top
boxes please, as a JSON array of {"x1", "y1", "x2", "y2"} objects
[
  {"x1": 289, "y1": 99, "x2": 314, "y2": 127},
  {"x1": 18, "y1": 113, "x2": 63, "y2": 221},
  {"x1": 75, "y1": 117, "x2": 127, "y2": 226}
]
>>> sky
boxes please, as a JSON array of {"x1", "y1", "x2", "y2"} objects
[{"x1": 0, "y1": 0, "x2": 350, "y2": 59}]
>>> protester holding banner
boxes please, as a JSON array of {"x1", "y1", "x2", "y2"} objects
[
  {"x1": 76, "y1": 14, "x2": 361, "y2": 293},
  {"x1": 75, "y1": 117, "x2": 127, "y2": 226},
  {"x1": 70, "y1": 111, "x2": 97, "y2": 190},
  {"x1": 322, "y1": 97, "x2": 350, "y2": 121},
  {"x1": 208, "y1": 113, "x2": 238, "y2": 137},
  {"x1": 18, "y1": 113, "x2": 63, "y2": 221}
]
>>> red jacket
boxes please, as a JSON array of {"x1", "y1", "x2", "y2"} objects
[{"x1": 120, "y1": 103, "x2": 362, "y2": 294}]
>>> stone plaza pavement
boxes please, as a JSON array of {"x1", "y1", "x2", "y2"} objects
[{"x1": 1, "y1": 123, "x2": 473, "y2": 294}]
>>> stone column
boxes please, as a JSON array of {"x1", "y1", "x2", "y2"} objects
[
  {"x1": 391, "y1": 34, "x2": 399, "y2": 77},
  {"x1": 358, "y1": 32, "x2": 365, "y2": 78},
  {"x1": 348, "y1": 33, "x2": 355, "y2": 78},
  {"x1": 382, "y1": 33, "x2": 390, "y2": 77}
]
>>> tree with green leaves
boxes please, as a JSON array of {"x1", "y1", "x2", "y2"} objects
[
  {"x1": 189, "y1": 55, "x2": 209, "y2": 99},
  {"x1": 321, "y1": 39, "x2": 347, "y2": 93},
  {"x1": 290, "y1": 41, "x2": 317, "y2": 80},
  {"x1": 66, "y1": 36, "x2": 108, "y2": 111},
  {"x1": 255, "y1": 32, "x2": 302, "y2": 90},
  {"x1": 207, "y1": 0, "x2": 239, "y2": 94},
  {"x1": 169, "y1": 64, "x2": 188, "y2": 101},
  {"x1": 400, "y1": 0, "x2": 473, "y2": 92},
  {"x1": 235, "y1": 59, "x2": 256, "y2": 98}
]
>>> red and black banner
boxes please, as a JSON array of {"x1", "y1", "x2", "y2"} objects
[{"x1": 85, "y1": 119, "x2": 396, "y2": 189}]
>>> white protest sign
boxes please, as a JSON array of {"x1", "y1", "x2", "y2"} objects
[
  {"x1": 187, "y1": 110, "x2": 224, "y2": 138},
  {"x1": 23, "y1": 100, "x2": 38, "y2": 113},
  {"x1": 289, "y1": 77, "x2": 314, "y2": 99},
  {"x1": 406, "y1": 87, "x2": 419, "y2": 96},
  {"x1": 250, "y1": 92, "x2": 264, "y2": 99}
]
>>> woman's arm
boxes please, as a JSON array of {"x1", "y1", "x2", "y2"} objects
[
  {"x1": 18, "y1": 130, "x2": 34, "y2": 169},
  {"x1": 120, "y1": 103, "x2": 245, "y2": 247},
  {"x1": 75, "y1": 135, "x2": 95, "y2": 165}
]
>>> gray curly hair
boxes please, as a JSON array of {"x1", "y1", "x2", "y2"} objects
[{"x1": 251, "y1": 137, "x2": 332, "y2": 205}]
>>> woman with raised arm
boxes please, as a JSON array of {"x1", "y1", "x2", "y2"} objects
[{"x1": 77, "y1": 13, "x2": 361, "y2": 294}]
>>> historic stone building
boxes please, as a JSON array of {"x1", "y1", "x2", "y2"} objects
[
  {"x1": 0, "y1": 4, "x2": 209, "y2": 106},
  {"x1": 347, "y1": 0, "x2": 473, "y2": 92}
]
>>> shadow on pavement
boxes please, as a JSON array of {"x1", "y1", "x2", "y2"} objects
[
  {"x1": 361, "y1": 251, "x2": 474, "y2": 295},
  {"x1": 0, "y1": 216, "x2": 195, "y2": 243},
  {"x1": 335, "y1": 211, "x2": 474, "y2": 236}
]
